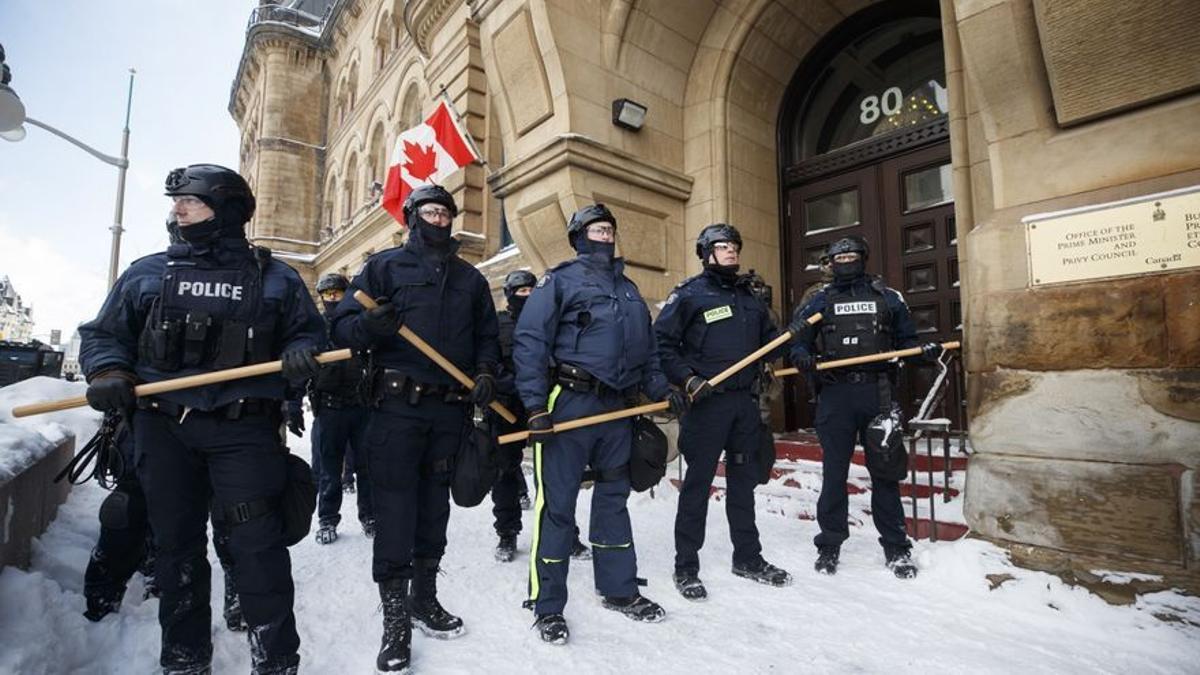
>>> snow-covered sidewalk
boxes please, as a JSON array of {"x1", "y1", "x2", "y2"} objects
[{"x1": 1, "y1": 408, "x2": 1197, "y2": 673}]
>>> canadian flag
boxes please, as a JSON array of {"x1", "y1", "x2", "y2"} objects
[{"x1": 381, "y1": 100, "x2": 479, "y2": 224}]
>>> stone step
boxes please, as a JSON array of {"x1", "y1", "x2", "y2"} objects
[{"x1": 775, "y1": 432, "x2": 969, "y2": 473}]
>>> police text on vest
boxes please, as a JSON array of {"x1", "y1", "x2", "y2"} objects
[
  {"x1": 833, "y1": 301, "x2": 876, "y2": 315},
  {"x1": 177, "y1": 281, "x2": 243, "y2": 300}
]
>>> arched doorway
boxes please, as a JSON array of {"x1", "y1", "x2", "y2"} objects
[{"x1": 778, "y1": 1, "x2": 965, "y2": 430}]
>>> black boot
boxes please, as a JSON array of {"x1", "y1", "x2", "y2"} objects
[
  {"x1": 377, "y1": 579, "x2": 412, "y2": 673},
  {"x1": 570, "y1": 536, "x2": 591, "y2": 561},
  {"x1": 731, "y1": 559, "x2": 793, "y2": 587},
  {"x1": 315, "y1": 521, "x2": 337, "y2": 545},
  {"x1": 673, "y1": 570, "x2": 708, "y2": 601},
  {"x1": 533, "y1": 613, "x2": 569, "y2": 645},
  {"x1": 83, "y1": 589, "x2": 124, "y2": 622},
  {"x1": 495, "y1": 534, "x2": 518, "y2": 563},
  {"x1": 601, "y1": 594, "x2": 666, "y2": 622},
  {"x1": 409, "y1": 558, "x2": 465, "y2": 639},
  {"x1": 814, "y1": 546, "x2": 840, "y2": 575},
  {"x1": 884, "y1": 545, "x2": 918, "y2": 579}
]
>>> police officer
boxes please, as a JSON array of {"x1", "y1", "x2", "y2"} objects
[
  {"x1": 78, "y1": 164, "x2": 326, "y2": 674},
  {"x1": 654, "y1": 224, "x2": 792, "y2": 602},
  {"x1": 491, "y1": 269, "x2": 535, "y2": 562},
  {"x1": 330, "y1": 184, "x2": 499, "y2": 672},
  {"x1": 310, "y1": 272, "x2": 374, "y2": 545},
  {"x1": 514, "y1": 203, "x2": 686, "y2": 645},
  {"x1": 788, "y1": 235, "x2": 941, "y2": 579}
]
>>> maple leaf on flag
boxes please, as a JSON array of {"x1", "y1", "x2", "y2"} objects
[{"x1": 402, "y1": 141, "x2": 439, "y2": 182}]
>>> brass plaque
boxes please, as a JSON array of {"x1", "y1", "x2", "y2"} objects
[{"x1": 1024, "y1": 186, "x2": 1200, "y2": 287}]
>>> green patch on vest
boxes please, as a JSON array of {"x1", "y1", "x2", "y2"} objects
[{"x1": 703, "y1": 305, "x2": 733, "y2": 324}]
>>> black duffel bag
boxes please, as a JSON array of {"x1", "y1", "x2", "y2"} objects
[
  {"x1": 863, "y1": 404, "x2": 908, "y2": 482},
  {"x1": 630, "y1": 416, "x2": 669, "y2": 492},
  {"x1": 280, "y1": 454, "x2": 317, "y2": 546},
  {"x1": 451, "y1": 420, "x2": 499, "y2": 507}
]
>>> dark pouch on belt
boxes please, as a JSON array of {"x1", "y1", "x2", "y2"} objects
[
  {"x1": 451, "y1": 419, "x2": 498, "y2": 507},
  {"x1": 182, "y1": 310, "x2": 211, "y2": 368}
]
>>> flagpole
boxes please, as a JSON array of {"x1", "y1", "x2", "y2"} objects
[{"x1": 435, "y1": 83, "x2": 487, "y2": 167}]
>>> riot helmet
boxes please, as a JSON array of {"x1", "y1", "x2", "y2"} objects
[
  {"x1": 826, "y1": 235, "x2": 869, "y2": 282},
  {"x1": 316, "y1": 273, "x2": 349, "y2": 294},
  {"x1": 566, "y1": 203, "x2": 617, "y2": 256},
  {"x1": 402, "y1": 184, "x2": 457, "y2": 249},
  {"x1": 696, "y1": 222, "x2": 742, "y2": 279},
  {"x1": 164, "y1": 164, "x2": 256, "y2": 225},
  {"x1": 503, "y1": 269, "x2": 538, "y2": 316}
]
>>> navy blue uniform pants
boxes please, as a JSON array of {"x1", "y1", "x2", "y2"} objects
[
  {"x1": 134, "y1": 409, "x2": 298, "y2": 672},
  {"x1": 365, "y1": 396, "x2": 465, "y2": 582},
  {"x1": 530, "y1": 387, "x2": 638, "y2": 616},
  {"x1": 813, "y1": 380, "x2": 909, "y2": 550},
  {"x1": 84, "y1": 475, "x2": 149, "y2": 602},
  {"x1": 312, "y1": 405, "x2": 373, "y2": 526},
  {"x1": 490, "y1": 414, "x2": 528, "y2": 537},
  {"x1": 674, "y1": 391, "x2": 764, "y2": 573}
]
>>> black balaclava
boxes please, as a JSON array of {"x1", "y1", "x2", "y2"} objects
[
  {"x1": 322, "y1": 300, "x2": 339, "y2": 315},
  {"x1": 572, "y1": 233, "x2": 616, "y2": 263},
  {"x1": 411, "y1": 202, "x2": 453, "y2": 252},
  {"x1": 831, "y1": 256, "x2": 865, "y2": 284},
  {"x1": 178, "y1": 196, "x2": 246, "y2": 245},
  {"x1": 507, "y1": 294, "x2": 528, "y2": 318}
]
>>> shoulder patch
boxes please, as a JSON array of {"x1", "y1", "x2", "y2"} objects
[
  {"x1": 536, "y1": 273, "x2": 550, "y2": 288},
  {"x1": 664, "y1": 292, "x2": 678, "y2": 306}
]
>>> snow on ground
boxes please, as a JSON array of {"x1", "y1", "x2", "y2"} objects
[
  {"x1": 0, "y1": 377, "x2": 101, "y2": 482},
  {"x1": 1, "y1": 409, "x2": 1198, "y2": 674}
]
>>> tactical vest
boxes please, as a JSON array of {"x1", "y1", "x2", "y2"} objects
[
  {"x1": 817, "y1": 280, "x2": 892, "y2": 364},
  {"x1": 138, "y1": 247, "x2": 277, "y2": 372}
]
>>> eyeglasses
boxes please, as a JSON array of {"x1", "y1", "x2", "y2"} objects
[
  {"x1": 712, "y1": 242, "x2": 741, "y2": 254},
  {"x1": 171, "y1": 196, "x2": 205, "y2": 208},
  {"x1": 586, "y1": 224, "x2": 616, "y2": 237},
  {"x1": 417, "y1": 205, "x2": 453, "y2": 220}
]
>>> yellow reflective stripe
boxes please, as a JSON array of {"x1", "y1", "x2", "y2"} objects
[
  {"x1": 541, "y1": 558, "x2": 565, "y2": 564},
  {"x1": 590, "y1": 542, "x2": 631, "y2": 549},
  {"x1": 527, "y1": 385, "x2": 563, "y2": 604}
]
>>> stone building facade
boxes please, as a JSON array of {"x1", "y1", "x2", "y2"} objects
[
  {"x1": 0, "y1": 275, "x2": 35, "y2": 343},
  {"x1": 230, "y1": 0, "x2": 1200, "y2": 591}
]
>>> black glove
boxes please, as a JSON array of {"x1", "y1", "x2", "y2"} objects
[
  {"x1": 527, "y1": 408, "x2": 554, "y2": 441},
  {"x1": 793, "y1": 348, "x2": 816, "y2": 372},
  {"x1": 664, "y1": 389, "x2": 688, "y2": 418},
  {"x1": 362, "y1": 297, "x2": 402, "y2": 339},
  {"x1": 281, "y1": 346, "x2": 321, "y2": 383},
  {"x1": 85, "y1": 370, "x2": 137, "y2": 413},
  {"x1": 788, "y1": 315, "x2": 816, "y2": 341},
  {"x1": 684, "y1": 375, "x2": 713, "y2": 403},
  {"x1": 286, "y1": 401, "x2": 305, "y2": 437},
  {"x1": 920, "y1": 342, "x2": 944, "y2": 362},
  {"x1": 471, "y1": 372, "x2": 497, "y2": 406}
]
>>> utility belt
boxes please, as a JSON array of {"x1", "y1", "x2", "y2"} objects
[
  {"x1": 314, "y1": 391, "x2": 361, "y2": 410},
  {"x1": 819, "y1": 369, "x2": 890, "y2": 385},
  {"x1": 137, "y1": 396, "x2": 278, "y2": 421},
  {"x1": 555, "y1": 364, "x2": 638, "y2": 400},
  {"x1": 373, "y1": 368, "x2": 470, "y2": 406}
]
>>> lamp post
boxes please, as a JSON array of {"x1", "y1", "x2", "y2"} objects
[{"x1": 0, "y1": 46, "x2": 135, "y2": 290}]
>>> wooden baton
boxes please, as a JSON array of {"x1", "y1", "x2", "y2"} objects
[
  {"x1": 352, "y1": 290, "x2": 517, "y2": 424},
  {"x1": 11, "y1": 349, "x2": 354, "y2": 418},
  {"x1": 496, "y1": 312, "x2": 825, "y2": 444},
  {"x1": 770, "y1": 340, "x2": 962, "y2": 379}
]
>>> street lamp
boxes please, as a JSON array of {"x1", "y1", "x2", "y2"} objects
[{"x1": 0, "y1": 44, "x2": 135, "y2": 290}]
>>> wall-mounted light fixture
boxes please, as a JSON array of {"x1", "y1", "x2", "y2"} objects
[{"x1": 611, "y1": 98, "x2": 647, "y2": 131}]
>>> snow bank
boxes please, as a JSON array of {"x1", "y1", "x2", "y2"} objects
[
  {"x1": 0, "y1": 377, "x2": 100, "y2": 483},
  {"x1": 0, "y1": 409, "x2": 1197, "y2": 673}
]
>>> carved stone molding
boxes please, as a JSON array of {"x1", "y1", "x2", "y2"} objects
[
  {"x1": 488, "y1": 134, "x2": 694, "y2": 202},
  {"x1": 783, "y1": 117, "x2": 949, "y2": 186},
  {"x1": 404, "y1": 0, "x2": 462, "y2": 57}
]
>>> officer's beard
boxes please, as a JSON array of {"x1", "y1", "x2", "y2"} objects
[
  {"x1": 507, "y1": 295, "x2": 527, "y2": 318},
  {"x1": 413, "y1": 217, "x2": 453, "y2": 251},
  {"x1": 831, "y1": 260, "x2": 866, "y2": 284}
]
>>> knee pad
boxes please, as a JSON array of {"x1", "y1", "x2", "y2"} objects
[{"x1": 99, "y1": 490, "x2": 145, "y2": 530}]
